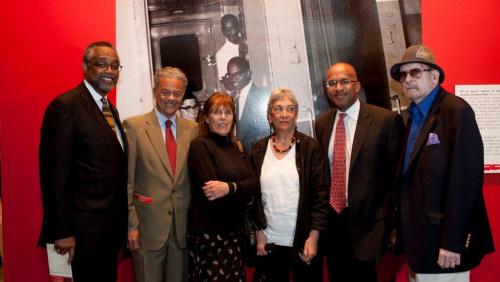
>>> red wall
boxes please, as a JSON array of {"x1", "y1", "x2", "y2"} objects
[
  {"x1": 422, "y1": 0, "x2": 500, "y2": 281},
  {"x1": 0, "y1": 1, "x2": 116, "y2": 281},
  {"x1": 0, "y1": 0, "x2": 498, "y2": 281}
]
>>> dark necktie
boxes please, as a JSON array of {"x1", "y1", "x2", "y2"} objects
[
  {"x1": 330, "y1": 113, "x2": 347, "y2": 213},
  {"x1": 101, "y1": 98, "x2": 116, "y2": 133},
  {"x1": 165, "y1": 120, "x2": 176, "y2": 175}
]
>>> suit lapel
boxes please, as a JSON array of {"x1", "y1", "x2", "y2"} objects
[
  {"x1": 174, "y1": 116, "x2": 190, "y2": 181},
  {"x1": 145, "y1": 111, "x2": 175, "y2": 180},
  {"x1": 78, "y1": 83, "x2": 123, "y2": 152},
  {"x1": 108, "y1": 101, "x2": 127, "y2": 153},
  {"x1": 350, "y1": 102, "x2": 371, "y2": 172},
  {"x1": 321, "y1": 110, "x2": 337, "y2": 153},
  {"x1": 405, "y1": 90, "x2": 444, "y2": 172},
  {"x1": 239, "y1": 84, "x2": 255, "y2": 122}
]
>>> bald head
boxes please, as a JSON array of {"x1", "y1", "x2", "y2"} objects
[
  {"x1": 326, "y1": 62, "x2": 358, "y2": 81},
  {"x1": 325, "y1": 62, "x2": 361, "y2": 111}
]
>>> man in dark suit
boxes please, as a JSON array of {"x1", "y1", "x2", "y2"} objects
[
  {"x1": 390, "y1": 45, "x2": 494, "y2": 281},
  {"x1": 223, "y1": 56, "x2": 270, "y2": 150},
  {"x1": 39, "y1": 41, "x2": 128, "y2": 281},
  {"x1": 315, "y1": 62, "x2": 403, "y2": 282}
]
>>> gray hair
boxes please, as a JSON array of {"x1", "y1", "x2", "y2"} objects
[
  {"x1": 153, "y1": 67, "x2": 188, "y2": 91},
  {"x1": 82, "y1": 41, "x2": 116, "y2": 68},
  {"x1": 267, "y1": 87, "x2": 299, "y2": 116}
]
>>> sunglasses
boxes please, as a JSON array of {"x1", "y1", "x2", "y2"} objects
[{"x1": 398, "y1": 68, "x2": 432, "y2": 82}]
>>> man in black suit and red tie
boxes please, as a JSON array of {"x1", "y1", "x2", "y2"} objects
[
  {"x1": 315, "y1": 62, "x2": 403, "y2": 282},
  {"x1": 390, "y1": 45, "x2": 494, "y2": 282},
  {"x1": 38, "y1": 41, "x2": 128, "y2": 281}
]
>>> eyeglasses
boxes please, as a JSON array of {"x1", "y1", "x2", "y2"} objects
[
  {"x1": 326, "y1": 78, "x2": 358, "y2": 88},
  {"x1": 271, "y1": 105, "x2": 296, "y2": 114},
  {"x1": 398, "y1": 68, "x2": 431, "y2": 82},
  {"x1": 180, "y1": 105, "x2": 199, "y2": 111},
  {"x1": 224, "y1": 70, "x2": 247, "y2": 79},
  {"x1": 93, "y1": 60, "x2": 122, "y2": 71}
]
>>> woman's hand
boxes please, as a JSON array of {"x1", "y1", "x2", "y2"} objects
[
  {"x1": 202, "y1": 180, "x2": 230, "y2": 201},
  {"x1": 256, "y1": 230, "x2": 268, "y2": 256},
  {"x1": 301, "y1": 230, "x2": 319, "y2": 264}
]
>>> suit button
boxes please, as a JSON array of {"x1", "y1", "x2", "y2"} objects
[
  {"x1": 172, "y1": 190, "x2": 176, "y2": 194},
  {"x1": 168, "y1": 210, "x2": 172, "y2": 215}
]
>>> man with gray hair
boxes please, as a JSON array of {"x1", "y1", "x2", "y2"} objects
[
  {"x1": 123, "y1": 67, "x2": 198, "y2": 282},
  {"x1": 391, "y1": 45, "x2": 494, "y2": 281},
  {"x1": 39, "y1": 41, "x2": 128, "y2": 281}
]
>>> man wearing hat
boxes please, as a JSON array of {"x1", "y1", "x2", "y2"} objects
[{"x1": 390, "y1": 45, "x2": 494, "y2": 281}]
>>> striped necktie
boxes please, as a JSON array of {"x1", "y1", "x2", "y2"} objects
[{"x1": 101, "y1": 98, "x2": 116, "y2": 133}]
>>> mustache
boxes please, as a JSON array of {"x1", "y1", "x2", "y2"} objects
[{"x1": 98, "y1": 73, "x2": 117, "y2": 82}]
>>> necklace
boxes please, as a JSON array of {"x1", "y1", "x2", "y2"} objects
[{"x1": 271, "y1": 135, "x2": 296, "y2": 153}]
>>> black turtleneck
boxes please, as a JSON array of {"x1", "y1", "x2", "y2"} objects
[{"x1": 188, "y1": 132, "x2": 258, "y2": 233}]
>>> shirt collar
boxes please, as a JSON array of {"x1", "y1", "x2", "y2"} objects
[
  {"x1": 409, "y1": 86, "x2": 440, "y2": 119},
  {"x1": 84, "y1": 80, "x2": 107, "y2": 104},
  {"x1": 337, "y1": 98, "x2": 360, "y2": 121},
  {"x1": 155, "y1": 108, "x2": 176, "y2": 129}
]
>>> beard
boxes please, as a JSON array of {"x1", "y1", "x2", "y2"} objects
[{"x1": 88, "y1": 73, "x2": 118, "y2": 94}]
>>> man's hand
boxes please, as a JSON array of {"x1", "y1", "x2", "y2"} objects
[
  {"x1": 202, "y1": 181, "x2": 229, "y2": 201},
  {"x1": 437, "y1": 248, "x2": 461, "y2": 269},
  {"x1": 54, "y1": 236, "x2": 76, "y2": 264},
  {"x1": 128, "y1": 229, "x2": 140, "y2": 251}
]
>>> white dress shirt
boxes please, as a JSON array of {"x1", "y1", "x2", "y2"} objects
[
  {"x1": 155, "y1": 109, "x2": 177, "y2": 142},
  {"x1": 215, "y1": 39, "x2": 239, "y2": 79}
]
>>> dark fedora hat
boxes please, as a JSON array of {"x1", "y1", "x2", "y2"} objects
[{"x1": 390, "y1": 45, "x2": 445, "y2": 84}]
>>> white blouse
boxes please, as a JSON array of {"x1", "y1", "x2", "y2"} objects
[{"x1": 260, "y1": 140, "x2": 300, "y2": 247}]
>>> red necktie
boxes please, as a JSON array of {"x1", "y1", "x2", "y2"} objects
[
  {"x1": 330, "y1": 113, "x2": 347, "y2": 213},
  {"x1": 165, "y1": 120, "x2": 176, "y2": 175}
]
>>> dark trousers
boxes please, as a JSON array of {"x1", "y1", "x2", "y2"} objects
[
  {"x1": 325, "y1": 208, "x2": 377, "y2": 282},
  {"x1": 254, "y1": 245, "x2": 322, "y2": 282},
  {"x1": 71, "y1": 245, "x2": 119, "y2": 282}
]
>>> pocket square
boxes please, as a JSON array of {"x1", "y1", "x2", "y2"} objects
[
  {"x1": 426, "y1": 132, "x2": 440, "y2": 145},
  {"x1": 134, "y1": 193, "x2": 153, "y2": 205}
]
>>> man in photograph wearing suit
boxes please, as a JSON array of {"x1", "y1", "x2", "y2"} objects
[
  {"x1": 315, "y1": 62, "x2": 403, "y2": 281},
  {"x1": 390, "y1": 45, "x2": 494, "y2": 281},
  {"x1": 224, "y1": 56, "x2": 270, "y2": 150},
  {"x1": 39, "y1": 41, "x2": 128, "y2": 281},
  {"x1": 124, "y1": 67, "x2": 198, "y2": 282}
]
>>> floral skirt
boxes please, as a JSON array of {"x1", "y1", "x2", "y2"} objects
[{"x1": 188, "y1": 231, "x2": 246, "y2": 282}]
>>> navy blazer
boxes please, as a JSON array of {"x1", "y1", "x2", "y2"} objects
[{"x1": 397, "y1": 88, "x2": 494, "y2": 273}]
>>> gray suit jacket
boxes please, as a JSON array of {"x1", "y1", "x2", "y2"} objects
[{"x1": 123, "y1": 110, "x2": 198, "y2": 250}]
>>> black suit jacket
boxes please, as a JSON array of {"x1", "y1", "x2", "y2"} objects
[
  {"x1": 237, "y1": 84, "x2": 270, "y2": 151},
  {"x1": 315, "y1": 101, "x2": 403, "y2": 261},
  {"x1": 397, "y1": 88, "x2": 494, "y2": 273},
  {"x1": 38, "y1": 83, "x2": 128, "y2": 252}
]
